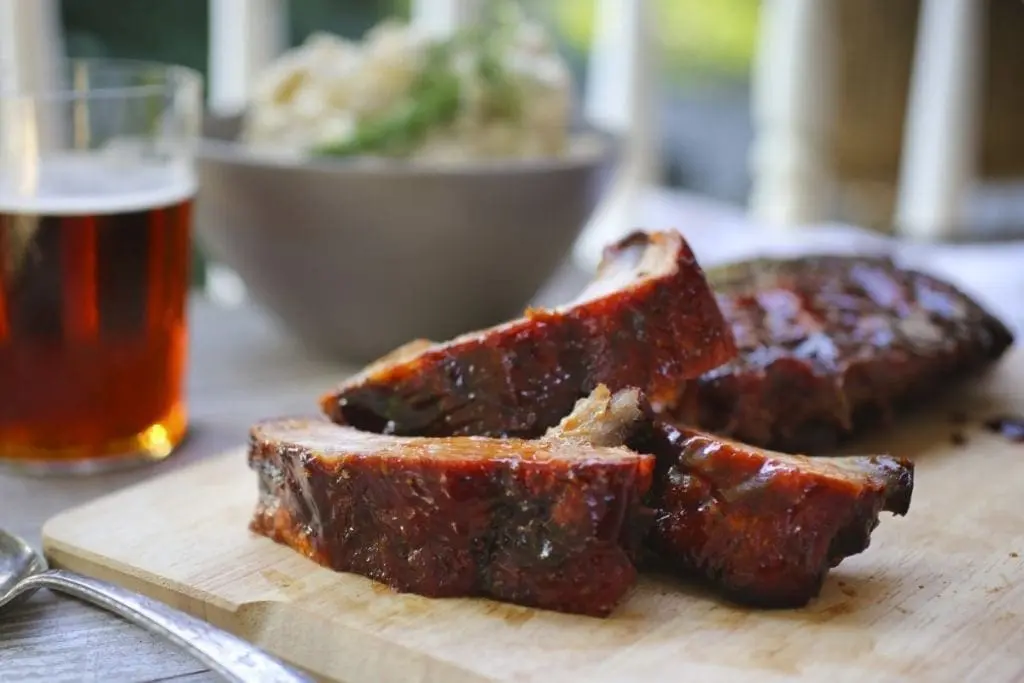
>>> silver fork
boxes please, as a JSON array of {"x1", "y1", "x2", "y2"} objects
[{"x1": 0, "y1": 529, "x2": 312, "y2": 683}]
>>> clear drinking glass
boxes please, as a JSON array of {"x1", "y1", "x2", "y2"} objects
[{"x1": 0, "y1": 59, "x2": 202, "y2": 474}]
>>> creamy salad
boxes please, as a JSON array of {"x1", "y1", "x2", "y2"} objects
[{"x1": 242, "y1": 13, "x2": 574, "y2": 162}]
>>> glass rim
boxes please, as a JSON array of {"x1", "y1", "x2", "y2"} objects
[{"x1": 0, "y1": 57, "x2": 203, "y2": 103}]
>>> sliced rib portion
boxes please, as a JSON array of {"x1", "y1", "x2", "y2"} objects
[
  {"x1": 630, "y1": 422, "x2": 914, "y2": 608},
  {"x1": 320, "y1": 230, "x2": 736, "y2": 438},
  {"x1": 675, "y1": 255, "x2": 1015, "y2": 453},
  {"x1": 534, "y1": 387, "x2": 916, "y2": 609},
  {"x1": 249, "y1": 396, "x2": 655, "y2": 617}
]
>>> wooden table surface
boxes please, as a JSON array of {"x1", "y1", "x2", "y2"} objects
[{"x1": 3, "y1": 190, "x2": 1024, "y2": 683}]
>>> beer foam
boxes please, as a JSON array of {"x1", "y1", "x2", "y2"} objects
[{"x1": 0, "y1": 152, "x2": 196, "y2": 216}]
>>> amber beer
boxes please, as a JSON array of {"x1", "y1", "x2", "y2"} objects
[{"x1": 0, "y1": 158, "x2": 194, "y2": 471}]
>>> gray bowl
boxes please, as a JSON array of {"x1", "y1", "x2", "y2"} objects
[{"x1": 194, "y1": 115, "x2": 618, "y2": 363}]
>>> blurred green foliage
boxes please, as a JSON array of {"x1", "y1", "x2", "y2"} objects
[
  {"x1": 542, "y1": 0, "x2": 759, "y2": 84},
  {"x1": 61, "y1": 0, "x2": 210, "y2": 76},
  {"x1": 60, "y1": 0, "x2": 412, "y2": 90},
  {"x1": 61, "y1": 0, "x2": 760, "y2": 88}
]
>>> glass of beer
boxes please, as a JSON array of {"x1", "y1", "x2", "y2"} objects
[{"x1": 0, "y1": 59, "x2": 202, "y2": 474}]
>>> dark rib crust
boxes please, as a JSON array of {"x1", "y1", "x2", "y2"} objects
[
  {"x1": 320, "y1": 231, "x2": 736, "y2": 438},
  {"x1": 248, "y1": 414, "x2": 655, "y2": 617},
  {"x1": 675, "y1": 255, "x2": 1015, "y2": 453},
  {"x1": 630, "y1": 421, "x2": 915, "y2": 608}
]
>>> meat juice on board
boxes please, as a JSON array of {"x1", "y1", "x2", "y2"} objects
[{"x1": 0, "y1": 153, "x2": 194, "y2": 466}]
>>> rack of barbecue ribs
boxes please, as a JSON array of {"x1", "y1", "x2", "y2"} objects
[
  {"x1": 247, "y1": 231, "x2": 1017, "y2": 617},
  {"x1": 673, "y1": 255, "x2": 1015, "y2": 453},
  {"x1": 320, "y1": 231, "x2": 736, "y2": 438}
]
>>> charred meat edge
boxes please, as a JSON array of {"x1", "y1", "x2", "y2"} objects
[
  {"x1": 249, "y1": 386, "x2": 655, "y2": 618},
  {"x1": 320, "y1": 230, "x2": 737, "y2": 439}
]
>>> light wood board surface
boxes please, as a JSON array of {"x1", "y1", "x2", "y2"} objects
[{"x1": 38, "y1": 348, "x2": 1024, "y2": 683}]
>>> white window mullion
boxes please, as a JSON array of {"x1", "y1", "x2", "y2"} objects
[
  {"x1": 0, "y1": 0, "x2": 65, "y2": 89},
  {"x1": 208, "y1": 0, "x2": 289, "y2": 117},
  {"x1": 205, "y1": 0, "x2": 289, "y2": 306},
  {"x1": 409, "y1": 0, "x2": 480, "y2": 38},
  {"x1": 0, "y1": 0, "x2": 67, "y2": 155},
  {"x1": 894, "y1": 0, "x2": 985, "y2": 241},
  {"x1": 748, "y1": 0, "x2": 837, "y2": 229},
  {"x1": 574, "y1": 0, "x2": 658, "y2": 269}
]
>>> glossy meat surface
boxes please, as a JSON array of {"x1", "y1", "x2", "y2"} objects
[
  {"x1": 630, "y1": 422, "x2": 914, "y2": 608},
  {"x1": 676, "y1": 255, "x2": 1015, "y2": 453},
  {"x1": 321, "y1": 231, "x2": 736, "y2": 438},
  {"x1": 248, "y1": 400, "x2": 655, "y2": 617}
]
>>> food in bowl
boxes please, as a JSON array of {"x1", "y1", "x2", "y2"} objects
[
  {"x1": 241, "y1": 11, "x2": 574, "y2": 162},
  {"x1": 194, "y1": 7, "x2": 615, "y2": 361}
]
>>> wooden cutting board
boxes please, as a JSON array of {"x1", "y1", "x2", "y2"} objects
[{"x1": 42, "y1": 349, "x2": 1024, "y2": 683}]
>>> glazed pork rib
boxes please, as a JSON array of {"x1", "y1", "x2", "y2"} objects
[
  {"x1": 248, "y1": 388, "x2": 656, "y2": 618},
  {"x1": 677, "y1": 255, "x2": 1015, "y2": 453},
  {"x1": 630, "y1": 421, "x2": 914, "y2": 608},
  {"x1": 320, "y1": 230, "x2": 736, "y2": 438},
  {"x1": 536, "y1": 389, "x2": 916, "y2": 609},
  {"x1": 543, "y1": 389, "x2": 914, "y2": 608}
]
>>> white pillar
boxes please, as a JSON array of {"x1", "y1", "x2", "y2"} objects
[
  {"x1": 573, "y1": 0, "x2": 659, "y2": 270},
  {"x1": 0, "y1": 0, "x2": 64, "y2": 88},
  {"x1": 208, "y1": 0, "x2": 289, "y2": 117},
  {"x1": 409, "y1": 0, "x2": 480, "y2": 38},
  {"x1": 894, "y1": 0, "x2": 986, "y2": 242},
  {"x1": 0, "y1": 0, "x2": 66, "y2": 171},
  {"x1": 205, "y1": 0, "x2": 288, "y2": 305},
  {"x1": 748, "y1": 0, "x2": 836, "y2": 229}
]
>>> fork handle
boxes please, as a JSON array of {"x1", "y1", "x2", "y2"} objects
[{"x1": 13, "y1": 569, "x2": 312, "y2": 683}]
